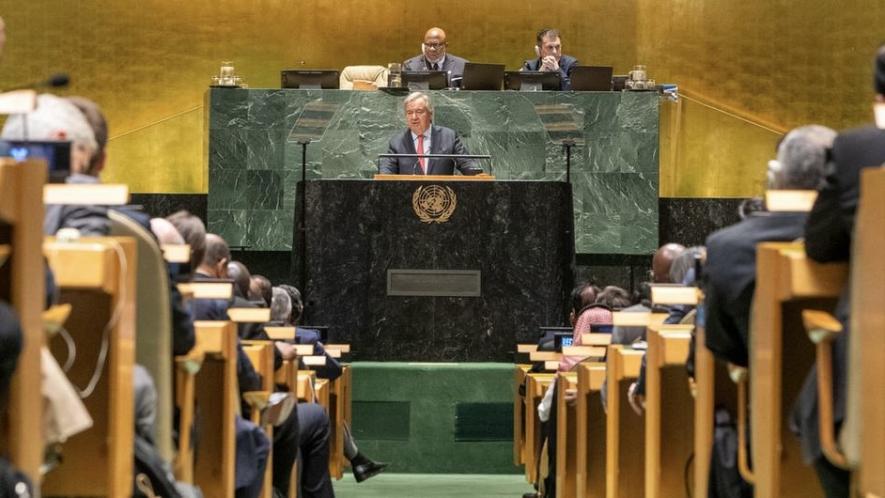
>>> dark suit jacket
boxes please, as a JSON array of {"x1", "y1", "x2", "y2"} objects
[
  {"x1": 522, "y1": 54, "x2": 579, "y2": 90},
  {"x1": 793, "y1": 124, "x2": 885, "y2": 463},
  {"x1": 379, "y1": 125, "x2": 483, "y2": 175},
  {"x1": 703, "y1": 211, "x2": 807, "y2": 367},
  {"x1": 402, "y1": 54, "x2": 469, "y2": 85}
]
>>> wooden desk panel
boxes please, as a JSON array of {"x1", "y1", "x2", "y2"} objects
[
  {"x1": 605, "y1": 346, "x2": 645, "y2": 498},
  {"x1": 576, "y1": 363, "x2": 607, "y2": 498}
]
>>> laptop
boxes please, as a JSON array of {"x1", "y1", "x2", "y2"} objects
[
  {"x1": 570, "y1": 66, "x2": 614, "y2": 91},
  {"x1": 281, "y1": 70, "x2": 340, "y2": 89},
  {"x1": 504, "y1": 71, "x2": 562, "y2": 91},
  {"x1": 460, "y1": 63, "x2": 505, "y2": 90},
  {"x1": 401, "y1": 70, "x2": 448, "y2": 90}
]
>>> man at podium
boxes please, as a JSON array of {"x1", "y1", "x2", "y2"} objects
[{"x1": 378, "y1": 91, "x2": 483, "y2": 176}]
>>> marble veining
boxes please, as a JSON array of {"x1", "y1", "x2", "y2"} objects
[{"x1": 208, "y1": 88, "x2": 660, "y2": 254}]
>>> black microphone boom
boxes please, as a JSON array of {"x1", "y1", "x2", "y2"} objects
[{"x1": 4, "y1": 73, "x2": 70, "y2": 92}]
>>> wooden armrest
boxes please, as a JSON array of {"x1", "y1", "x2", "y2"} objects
[
  {"x1": 518, "y1": 344, "x2": 539, "y2": 353},
  {"x1": 293, "y1": 344, "x2": 314, "y2": 356},
  {"x1": 544, "y1": 360, "x2": 560, "y2": 371},
  {"x1": 612, "y1": 311, "x2": 652, "y2": 327},
  {"x1": 227, "y1": 307, "x2": 271, "y2": 323},
  {"x1": 265, "y1": 326, "x2": 295, "y2": 341},
  {"x1": 303, "y1": 355, "x2": 327, "y2": 366},
  {"x1": 579, "y1": 333, "x2": 612, "y2": 346},
  {"x1": 765, "y1": 190, "x2": 817, "y2": 212},
  {"x1": 326, "y1": 348, "x2": 342, "y2": 358},
  {"x1": 43, "y1": 183, "x2": 129, "y2": 205},
  {"x1": 324, "y1": 344, "x2": 351, "y2": 353},
  {"x1": 530, "y1": 351, "x2": 561, "y2": 362},
  {"x1": 177, "y1": 282, "x2": 233, "y2": 299},
  {"x1": 160, "y1": 244, "x2": 190, "y2": 263},
  {"x1": 651, "y1": 285, "x2": 700, "y2": 306},
  {"x1": 242, "y1": 391, "x2": 271, "y2": 411},
  {"x1": 562, "y1": 345, "x2": 606, "y2": 357},
  {"x1": 802, "y1": 310, "x2": 843, "y2": 344}
]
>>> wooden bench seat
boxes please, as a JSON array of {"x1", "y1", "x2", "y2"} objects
[{"x1": 605, "y1": 346, "x2": 645, "y2": 498}]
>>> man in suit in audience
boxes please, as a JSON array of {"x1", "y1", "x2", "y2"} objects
[
  {"x1": 522, "y1": 28, "x2": 580, "y2": 91},
  {"x1": 403, "y1": 27, "x2": 468, "y2": 87},
  {"x1": 379, "y1": 91, "x2": 483, "y2": 175},
  {"x1": 705, "y1": 125, "x2": 836, "y2": 367},
  {"x1": 795, "y1": 46, "x2": 885, "y2": 498}
]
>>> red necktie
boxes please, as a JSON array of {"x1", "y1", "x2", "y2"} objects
[{"x1": 417, "y1": 134, "x2": 426, "y2": 174}]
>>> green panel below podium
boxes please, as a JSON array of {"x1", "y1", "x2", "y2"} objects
[{"x1": 350, "y1": 362, "x2": 519, "y2": 474}]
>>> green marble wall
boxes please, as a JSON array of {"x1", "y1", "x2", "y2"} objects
[{"x1": 207, "y1": 88, "x2": 660, "y2": 254}]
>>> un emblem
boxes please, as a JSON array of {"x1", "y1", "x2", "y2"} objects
[{"x1": 412, "y1": 184, "x2": 457, "y2": 224}]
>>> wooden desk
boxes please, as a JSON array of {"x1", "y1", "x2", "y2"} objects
[
  {"x1": 524, "y1": 373, "x2": 555, "y2": 484},
  {"x1": 692, "y1": 326, "x2": 738, "y2": 496},
  {"x1": 42, "y1": 237, "x2": 136, "y2": 498},
  {"x1": 605, "y1": 346, "x2": 645, "y2": 498},
  {"x1": 851, "y1": 168, "x2": 885, "y2": 497},
  {"x1": 751, "y1": 243, "x2": 847, "y2": 498},
  {"x1": 182, "y1": 320, "x2": 238, "y2": 497},
  {"x1": 555, "y1": 372, "x2": 579, "y2": 498},
  {"x1": 0, "y1": 159, "x2": 44, "y2": 483},
  {"x1": 576, "y1": 363, "x2": 607, "y2": 498},
  {"x1": 514, "y1": 364, "x2": 531, "y2": 466},
  {"x1": 645, "y1": 324, "x2": 694, "y2": 498},
  {"x1": 329, "y1": 364, "x2": 352, "y2": 479}
]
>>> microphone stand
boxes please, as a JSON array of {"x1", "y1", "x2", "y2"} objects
[
  {"x1": 297, "y1": 138, "x2": 311, "y2": 294},
  {"x1": 561, "y1": 139, "x2": 576, "y2": 184}
]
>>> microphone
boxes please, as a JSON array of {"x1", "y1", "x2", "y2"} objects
[{"x1": 5, "y1": 73, "x2": 70, "y2": 92}]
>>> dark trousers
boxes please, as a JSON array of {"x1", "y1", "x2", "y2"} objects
[
  {"x1": 272, "y1": 407, "x2": 300, "y2": 494},
  {"x1": 813, "y1": 456, "x2": 850, "y2": 498},
  {"x1": 297, "y1": 403, "x2": 335, "y2": 498}
]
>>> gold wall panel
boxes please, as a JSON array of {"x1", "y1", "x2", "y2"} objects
[{"x1": 0, "y1": 0, "x2": 882, "y2": 196}]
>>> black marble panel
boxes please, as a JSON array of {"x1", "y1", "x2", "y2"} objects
[
  {"x1": 296, "y1": 179, "x2": 575, "y2": 362},
  {"x1": 129, "y1": 193, "x2": 207, "y2": 221},
  {"x1": 659, "y1": 197, "x2": 746, "y2": 247}
]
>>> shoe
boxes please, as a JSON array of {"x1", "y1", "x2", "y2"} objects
[
  {"x1": 351, "y1": 455, "x2": 388, "y2": 483},
  {"x1": 521, "y1": 493, "x2": 540, "y2": 498}
]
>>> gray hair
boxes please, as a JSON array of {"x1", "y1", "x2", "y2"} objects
[
  {"x1": 403, "y1": 91, "x2": 433, "y2": 114},
  {"x1": 1, "y1": 93, "x2": 97, "y2": 157},
  {"x1": 771, "y1": 125, "x2": 836, "y2": 190},
  {"x1": 270, "y1": 287, "x2": 292, "y2": 323},
  {"x1": 669, "y1": 246, "x2": 706, "y2": 285}
]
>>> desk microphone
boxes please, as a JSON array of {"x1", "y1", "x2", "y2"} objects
[{"x1": 4, "y1": 73, "x2": 70, "y2": 92}]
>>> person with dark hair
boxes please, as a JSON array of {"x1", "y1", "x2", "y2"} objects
[
  {"x1": 522, "y1": 28, "x2": 579, "y2": 90},
  {"x1": 248, "y1": 275, "x2": 273, "y2": 307},
  {"x1": 791, "y1": 45, "x2": 885, "y2": 498},
  {"x1": 596, "y1": 286, "x2": 631, "y2": 310},
  {"x1": 166, "y1": 211, "x2": 207, "y2": 274}
]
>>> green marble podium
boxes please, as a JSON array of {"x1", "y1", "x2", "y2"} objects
[{"x1": 207, "y1": 88, "x2": 660, "y2": 254}]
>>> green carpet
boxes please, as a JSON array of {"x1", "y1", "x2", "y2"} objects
[{"x1": 333, "y1": 473, "x2": 534, "y2": 498}]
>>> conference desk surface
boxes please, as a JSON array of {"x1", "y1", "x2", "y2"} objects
[{"x1": 206, "y1": 88, "x2": 660, "y2": 255}]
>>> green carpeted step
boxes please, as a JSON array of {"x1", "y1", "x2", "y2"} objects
[{"x1": 333, "y1": 473, "x2": 535, "y2": 498}]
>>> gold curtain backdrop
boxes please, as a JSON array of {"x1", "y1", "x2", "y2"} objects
[{"x1": 0, "y1": 0, "x2": 882, "y2": 196}]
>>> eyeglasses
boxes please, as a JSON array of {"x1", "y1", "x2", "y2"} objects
[
  {"x1": 406, "y1": 109, "x2": 428, "y2": 117},
  {"x1": 424, "y1": 43, "x2": 446, "y2": 50}
]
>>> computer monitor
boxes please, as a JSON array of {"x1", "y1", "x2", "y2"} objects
[
  {"x1": 281, "y1": 70, "x2": 340, "y2": 89},
  {"x1": 401, "y1": 70, "x2": 448, "y2": 90},
  {"x1": 461, "y1": 63, "x2": 505, "y2": 90},
  {"x1": 570, "y1": 66, "x2": 614, "y2": 91},
  {"x1": 504, "y1": 71, "x2": 562, "y2": 91},
  {"x1": 612, "y1": 75, "x2": 629, "y2": 91},
  {"x1": 0, "y1": 140, "x2": 71, "y2": 183},
  {"x1": 590, "y1": 323, "x2": 614, "y2": 334},
  {"x1": 553, "y1": 332, "x2": 574, "y2": 352}
]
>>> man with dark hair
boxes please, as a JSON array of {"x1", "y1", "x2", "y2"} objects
[
  {"x1": 522, "y1": 28, "x2": 580, "y2": 90},
  {"x1": 167, "y1": 211, "x2": 207, "y2": 272},
  {"x1": 249, "y1": 275, "x2": 273, "y2": 307},
  {"x1": 792, "y1": 45, "x2": 885, "y2": 498}
]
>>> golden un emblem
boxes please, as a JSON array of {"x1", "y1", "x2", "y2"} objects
[{"x1": 412, "y1": 184, "x2": 457, "y2": 223}]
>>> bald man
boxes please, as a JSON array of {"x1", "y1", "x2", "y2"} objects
[{"x1": 403, "y1": 27, "x2": 469, "y2": 87}]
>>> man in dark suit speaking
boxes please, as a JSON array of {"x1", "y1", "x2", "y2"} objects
[{"x1": 378, "y1": 91, "x2": 483, "y2": 176}]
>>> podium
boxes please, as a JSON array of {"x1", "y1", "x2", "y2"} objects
[{"x1": 293, "y1": 176, "x2": 574, "y2": 361}]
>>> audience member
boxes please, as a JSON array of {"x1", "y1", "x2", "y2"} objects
[
  {"x1": 792, "y1": 45, "x2": 885, "y2": 497},
  {"x1": 248, "y1": 275, "x2": 272, "y2": 306},
  {"x1": 595, "y1": 286, "x2": 631, "y2": 310}
]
